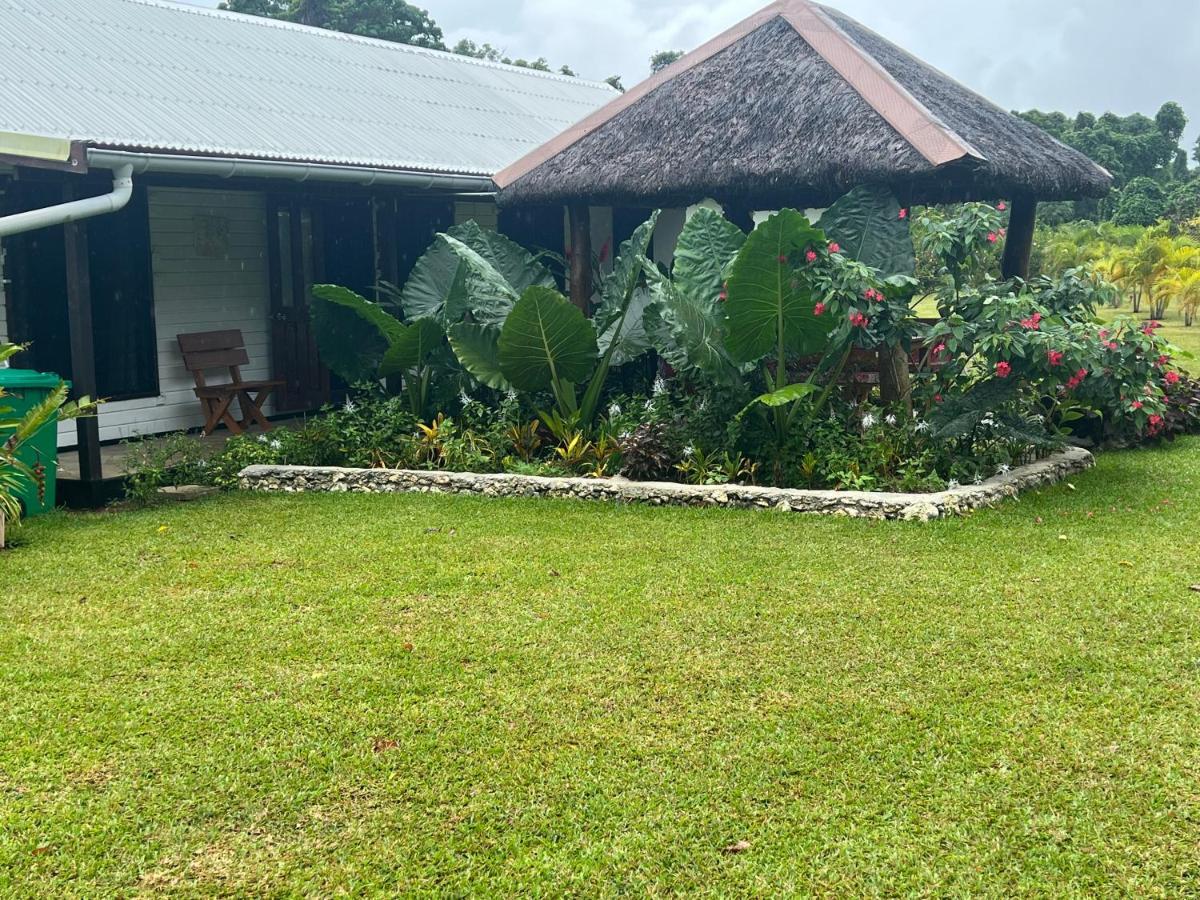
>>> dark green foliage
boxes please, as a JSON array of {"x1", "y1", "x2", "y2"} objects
[
  {"x1": 1112, "y1": 177, "x2": 1169, "y2": 227},
  {"x1": 617, "y1": 421, "x2": 679, "y2": 481},
  {"x1": 220, "y1": 0, "x2": 445, "y2": 48},
  {"x1": 817, "y1": 185, "x2": 915, "y2": 277}
]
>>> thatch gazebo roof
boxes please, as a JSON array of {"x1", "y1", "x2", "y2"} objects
[{"x1": 494, "y1": 0, "x2": 1112, "y2": 211}]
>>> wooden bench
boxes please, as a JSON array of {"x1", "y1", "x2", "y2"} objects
[{"x1": 177, "y1": 330, "x2": 284, "y2": 436}]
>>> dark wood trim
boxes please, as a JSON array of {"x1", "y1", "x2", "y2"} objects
[
  {"x1": 1000, "y1": 195, "x2": 1037, "y2": 281},
  {"x1": 568, "y1": 204, "x2": 592, "y2": 312},
  {"x1": 62, "y1": 184, "x2": 103, "y2": 483}
]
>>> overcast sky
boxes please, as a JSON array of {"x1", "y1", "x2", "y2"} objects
[{"x1": 191, "y1": 0, "x2": 1200, "y2": 152}]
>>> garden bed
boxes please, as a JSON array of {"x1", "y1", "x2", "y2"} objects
[{"x1": 239, "y1": 446, "x2": 1092, "y2": 521}]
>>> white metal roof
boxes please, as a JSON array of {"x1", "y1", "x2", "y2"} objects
[{"x1": 0, "y1": 0, "x2": 619, "y2": 176}]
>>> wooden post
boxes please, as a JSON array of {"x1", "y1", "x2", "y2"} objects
[
  {"x1": 63, "y1": 188, "x2": 103, "y2": 486},
  {"x1": 878, "y1": 344, "x2": 912, "y2": 413},
  {"x1": 568, "y1": 204, "x2": 592, "y2": 313},
  {"x1": 1000, "y1": 194, "x2": 1037, "y2": 281}
]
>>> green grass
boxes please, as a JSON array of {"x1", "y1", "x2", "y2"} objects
[
  {"x1": 4, "y1": 445, "x2": 1200, "y2": 896},
  {"x1": 1097, "y1": 302, "x2": 1200, "y2": 371}
]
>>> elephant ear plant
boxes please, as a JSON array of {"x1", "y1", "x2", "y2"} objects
[{"x1": 445, "y1": 212, "x2": 661, "y2": 431}]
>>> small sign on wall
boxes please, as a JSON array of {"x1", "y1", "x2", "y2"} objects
[{"x1": 193, "y1": 214, "x2": 230, "y2": 258}]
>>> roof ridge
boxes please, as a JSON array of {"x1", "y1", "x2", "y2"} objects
[
  {"x1": 115, "y1": 0, "x2": 618, "y2": 92},
  {"x1": 495, "y1": 0, "x2": 792, "y2": 190},
  {"x1": 787, "y1": 1, "x2": 982, "y2": 167}
]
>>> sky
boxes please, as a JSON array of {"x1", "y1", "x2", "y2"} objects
[{"x1": 189, "y1": 0, "x2": 1200, "y2": 153}]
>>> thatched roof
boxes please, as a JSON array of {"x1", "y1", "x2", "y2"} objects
[{"x1": 495, "y1": 0, "x2": 1112, "y2": 209}]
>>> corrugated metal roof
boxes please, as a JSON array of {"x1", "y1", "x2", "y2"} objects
[{"x1": 0, "y1": 0, "x2": 619, "y2": 176}]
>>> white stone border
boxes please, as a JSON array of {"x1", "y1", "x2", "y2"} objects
[{"x1": 238, "y1": 446, "x2": 1093, "y2": 521}]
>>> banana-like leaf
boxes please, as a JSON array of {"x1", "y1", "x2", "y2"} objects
[
  {"x1": 498, "y1": 286, "x2": 598, "y2": 393},
  {"x1": 379, "y1": 318, "x2": 445, "y2": 378},
  {"x1": 673, "y1": 207, "x2": 745, "y2": 308},
  {"x1": 817, "y1": 185, "x2": 915, "y2": 277},
  {"x1": 724, "y1": 209, "x2": 829, "y2": 363},
  {"x1": 448, "y1": 322, "x2": 510, "y2": 390},
  {"x1": 401, "y1": 221, "x2": 554, "y2": 326},
  {"x1": 311, "y1": 284, "x2": 405, "y2": 384}
]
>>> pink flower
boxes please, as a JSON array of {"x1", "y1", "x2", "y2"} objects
[
  {"x1": 995, "y1": 361, "x2": 1012, "y2": 378},
  {"x1": 1157, "y1": 354, "x2": 1170, "y2": 367},
  {"x1": 998, "y1": 201, "x2": 1008, "y2": 211},
  {"x1": 805, "y1": 249, "x2": 818, "y2": 264},
  {"x1": 718, "y1": 290, "x2": 727, "y2": 303},
  {"x1": 1020, "y1": 312, "x2": 1042, "y2": 330},
  {"x1": 849, "y1": 311, "x2": 868, "y2": 328},
  {"x1": 1149, "y1": 413, "x2": 1165, "y2": 432},
  {"x1": 1046, "y1": 350, "x2": 1064, "y2": 367},
  {"x1": 1131, "y1": 400, "x2": 1144, "y2": 410},
  {"x1": 828, "y1": 242, "x2": 841, "y2": 254},
  {"x1": 813, "y1": 302, "x2": 826, "y2": 316},
  {"x1": 777, "y1": 254, "x2": 788, "y2": 264},
  {"x1": 932, "y1": 342, "x2": 946, "y2": 358},
  {"x1": 1143, "y1": 321, "x2": 1161, "y2": 335},
  {"x1": 1106, "y1": 341, "x2": 1119, "y2": 351},
  {"x1": 1076, "y1": 368, "x2": 1088, "y2": 380},
  {"x1": 987, "y1": 232, "x2": 999, "y2": 244},
  {"x1": 1099, "y1": 329, "x2": 1109, "y2": 340},
  {"x1": 899, "y1": 208, "x2": 908, "y2": 219},
  {"x1": 934, "y1": 393, "x2": 944, "y2": 404},
  {"x1": 1165, "y1": 370, "x2": 1181, "y2": 386}
]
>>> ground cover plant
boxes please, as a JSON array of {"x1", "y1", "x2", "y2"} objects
[{"x1": 4, "y1": 441, "x2": 1200, "y2": 894}]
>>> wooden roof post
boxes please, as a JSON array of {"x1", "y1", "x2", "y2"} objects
[
  {"x1": 568, "y1": 203, "x2": 592, "y2": 313},
  {"x1": 63, "y1": 189, "x2": 103, "y2": 488},
  {"x1": 1000, "y1": 194, "x2": 1037, "y2": 281}
]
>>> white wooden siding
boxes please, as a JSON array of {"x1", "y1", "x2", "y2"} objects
[
  {"x1": 454, "y1": 199, "x2": 498, "y2": 231},
  {"x1": 58, "y1": 186, "x2": 271, "y2": 447}
]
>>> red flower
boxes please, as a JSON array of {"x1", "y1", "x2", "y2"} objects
[
  {"x1": 1099, "y1": 329, "x2": 1109, "y2": 339},
  {"x1": 828, "y1": 242, "x2": 841, "y2": 254},
  {"x1": 805, "y1": 249, "x2": 818, "y2": 264},
  {"x1": 1131, "y1": 400, "x2": 1144, "y2": 410},
  {"x1": 998, "y1": 201, "x2": 1008, "y2": 211},
  {"x1": 777, "y1": 254, "x2": 788, "y2": 264},
  {"x1": 934, "y1": 394, "x2": 944, "y2": 404},
  {"x1": 1143, "y1": 321, "x2": 1161, "y2": 335},
  {"x1": 1020, "y1": 312, "x2": 1042, "y2": 330},
  {"x1": 932, "y1": 342, "x2": 946, "y2": 358},
  {"x1": 1166, "y1": 370, "x2": 1181, "y2": 386},
  {"x1": 813, "y1": 302, "x2": 826, "y2": 316},
  {"x1": 1149, "y1": 413, "x2": 1165, "y2": 433},
  {"x1": 987, "y1": 232, "x2": 999, "y2": 243},
  {"x1": 1046, "y1": 350, "x2": 1064, "y2": 367},
  {"x1": 995, "y1": 361, "x2": 1012, "y2": 378},
  {"x1": 849, "y1": 311, "x2": 868, "y2": 328},
  {"x1": 1157, "y1": 354, "x2": 1170, "y2": 367},
  {"x1": 718, "y1": 290, "x2": 727, "y2": 303},
  {"x1": 1106, "y1": 341, "x2": 1119, "y2": 351},
  {"x1": 899, "y1": 208, "x2": 908, "y2": 219}
]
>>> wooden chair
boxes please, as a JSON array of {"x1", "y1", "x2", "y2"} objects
[{"x1": 177, "y1": 330, "x2": 284, "y2": 436}]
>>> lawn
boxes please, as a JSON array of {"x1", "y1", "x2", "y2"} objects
[{"x1": 3, "y1": 444, "x2": 1200, "y2": 896}]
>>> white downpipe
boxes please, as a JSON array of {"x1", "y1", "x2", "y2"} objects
[{"x1": 0, "y1": 164, "x2": 134, "y2": 238}]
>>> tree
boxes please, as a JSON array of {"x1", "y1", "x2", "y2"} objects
[
  {"x1": 220, "y1": 0, "x2": 446, "y2": 49},
  {"x1": 650, "y1": 50, "x2": 684, "y2": 73},
  {"x1": 1156, "y1": 101, "x2": 1187, "y2": 142},
  {"x1": 1166, "y1": 179, "x2": 1200, "y2": 227},
  {"x1": 1112, "y1": 177, "x2": 1169, "y2": 227},
  {"x1": 1173, "y1": 149, "x2": 1190, "y2": 182},
  {"x1": 604, "y1": 75, "x2": 625, "y2": 92}
]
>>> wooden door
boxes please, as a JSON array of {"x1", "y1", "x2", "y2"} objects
[{"x1": 268, "y1": 198, "x2": 329, "y2": 412}]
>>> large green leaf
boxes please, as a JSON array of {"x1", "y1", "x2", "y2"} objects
[
  {"x1": 817, "y1": 185, "x2": 915, "y2": 277},
  {"x1": 724, "y1": 209, "x2": 829, "y2": 364},
  {"x1": 400, "y1": 221, "x2": 554, "y2": 326},
  {"x1": 673, "y1": 207, "x2": 745, "y2": 308},
  {"x1": 646, "y1": 269, "x2": 743, "y2": 387},
  {"x1": 498, "y1": 286, "x2": 598, "y2": 393},
  {"x1": 448, "y1": 322, "x2": 510, "y2": 390},
  {"x1": 310, "y1": 284, "x2": 404, "y2": 384},
  {"x1": 379, "y1": 318, "x2": 445, "y2": 378},
  {"x1": 596, "y1": 286, "x2": 656, "y2": 367},
  {"x1": 593, "y1": 211, "x2": 660, "y2": 335}
]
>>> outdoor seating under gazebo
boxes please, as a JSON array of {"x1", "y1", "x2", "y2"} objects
[{"x1": 494, "y1": 0, "x2": 1112, "y2": 311}]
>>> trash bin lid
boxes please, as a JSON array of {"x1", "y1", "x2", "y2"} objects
[{"x1": 0, "y1": 368, "x2": 69, "y2": 390}]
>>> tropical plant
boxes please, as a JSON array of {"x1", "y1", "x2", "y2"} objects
[
  {"x1": 445, "y1": 213, "x2": 661, "y2": 429},
  {"x1": 0, "y1": 343, "x2": 98, "y2": 544}
]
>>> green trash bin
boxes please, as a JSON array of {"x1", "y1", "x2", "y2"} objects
[{"x1": 0, "y1": 369, "x2": 68, "y2": 517}]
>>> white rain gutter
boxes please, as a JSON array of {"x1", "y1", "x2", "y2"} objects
[
  {"x1": 86, "y1": 149, "x2": 497, "y2": 193},
  {"x1": 0, "y1": 164, "x2": 134, "y2": 238}
]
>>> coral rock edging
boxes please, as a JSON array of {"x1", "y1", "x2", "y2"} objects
[{"x1": 238, "y1": 446, "x2": 1094, "y2": 522}]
